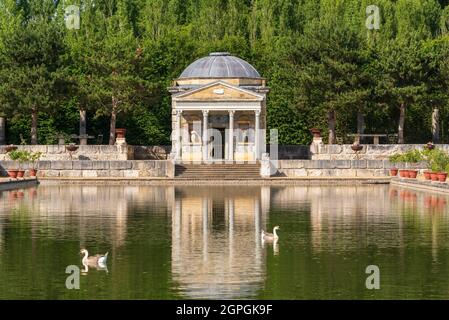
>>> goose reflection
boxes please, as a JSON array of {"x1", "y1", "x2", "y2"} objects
[
  {"x1": 171, "y1": 186, "x2": 269, "y2": 299},
  {"x1": 81, "y1": 261, "x2": 108, "y2": 275},
  {"x1": 80, "y1": 249, "x2": 109, "y2": 274},
  {"x1": 261, "y1": 237, "x2": 279, "y2": 256}
]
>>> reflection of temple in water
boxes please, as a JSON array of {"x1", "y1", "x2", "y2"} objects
[{"x1": 171, "y1": 186, "x2": 270, "y2": 299}]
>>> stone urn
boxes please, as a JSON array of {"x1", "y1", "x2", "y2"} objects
[
  {"x1": 66, "y1": 144, "x2": 79, "y2": 160},
  {"x1": 66, "y1": 144, "x2": 79, "y2": 152},
  {"x1": 310, "y1": 128, "x2": 321, "y2": 138},
  {"x1": 351, "y1": 142, "x2": 363, "y2": 152},
  {"x1": 116, "y1": 128, "x2": 127, "y2": 139},
  {"x1": 5, "y1": 145, "x2": 17, "y2": 153}
]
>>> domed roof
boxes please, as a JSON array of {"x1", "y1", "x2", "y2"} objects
[{"x1": 179, "y1": 52, "x2": 261, "y2": 79}]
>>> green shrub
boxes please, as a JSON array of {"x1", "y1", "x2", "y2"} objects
[
  {"x1": 389, "y1": 153, "x2": 404, "y2": 164},
  {"x1": 402, "y1": 149, "x2": 423, "y2": 164},
  {"x1": 8, "y1": 149, "x2": 29, "y2": 162},
  {"x1": 428, "y1": 149, "x2": 449, "y2": 172}
]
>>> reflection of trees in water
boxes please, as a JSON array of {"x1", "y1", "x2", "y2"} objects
[
  {"x1": 389, "y1": 187, "x2": 449, "y2": 263},
  {"x1": 271, "y1": 185, "x2": 394, "y2": 252},
  {"x1": 171, "y1": 186, "x2": 268, "y2": 299},
  {"x1": 0, "y1": 186, "x2": 172, "y2": 250},
  {"x1": 0, "y1": 185, "x2": 174, "y2": 299}
]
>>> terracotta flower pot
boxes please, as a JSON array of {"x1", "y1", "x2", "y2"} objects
[
  {"x1": 409, "y1": 170, "x2": 418, "y2": 179},
  {"x1": 17, "y1": 170, "x2": 25, "y2": 178},
  {"x1": 310, "y1": 128, "x2": 321, "y2": 138},
  {"x1": 399, "y1": 170, "x2": 409, "y2": 178},
  {"x1": 424, "y1": 171, "x2": 432, "y2": 180},
  {"x1": 8, "y1": 170, "x2": 18, "y2": 178},
  {"x1": 390, "y1": 168, "x2": 398, "y2": 176},
  {"x1": 116, "y1": 128, "x2": 127, "y2": 139},
  {"x1": 30, "y1": 169, "x2": 37, "y2": 177},
  {"x1": 431, "y1": 172, "x2": 439, "y2": 181},
  {"x1": 437, "y1": 172, "x2": 447, "y2": 183}
]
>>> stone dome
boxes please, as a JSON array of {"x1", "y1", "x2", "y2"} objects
[{"x1": 179, "y1": 52, "x2": 261, "y2": 79}]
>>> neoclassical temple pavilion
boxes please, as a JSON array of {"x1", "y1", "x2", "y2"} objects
[{"x1": 169, "y1": 52, "x2": 270, "y2": 162}]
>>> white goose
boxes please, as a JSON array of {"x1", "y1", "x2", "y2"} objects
[
  {"x1": 261, "y1": 226, "x2": 280, "y2": 242},
  {"x1": 80, "y1": 249, "x2": 108, "y2": 267}
]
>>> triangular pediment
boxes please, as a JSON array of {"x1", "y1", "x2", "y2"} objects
[{"x1": 173, "y1": 81, "x2": 264, "y2": 102}]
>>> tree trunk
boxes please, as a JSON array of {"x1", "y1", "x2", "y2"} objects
[
  {"x1": 0, "y1": 117, "x2": 5, "y2": 145},
  {"x1": 31, "y1": 107, "x2": 38, "y2": 145},
  {"x1": 432, "y1": 107, "x2": 440, "y2": 144},
  {"x1": 109, "y1": 98, "x2": 117, "y2": 145},
  {"x1": 398, "y1": 103, "x2": 406, "y2": 144},
  {"x1": 328, "y1": 110, "x2": 336, "y2": 144},
  {"x1": 79, "y1": 108, "x2": 87, "y2": 145}
]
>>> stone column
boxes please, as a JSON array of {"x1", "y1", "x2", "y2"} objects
[
  {"x1": 202, "y1": 110, "x2": 209, "y2": 161},
  {"x1": 176, "y1": 110, "x2": 182, "y2": 160},
  {"x1": 228, "y1": 111, "x2": 235, "y2": 161},
  {"x1": 0, "y1": 117, "x2": 5, "y2": 145},
  {"x1": 255, "y1": 110, "x2": 261, "y2": 160}
]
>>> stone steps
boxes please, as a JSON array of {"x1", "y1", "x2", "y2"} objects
[{"x1": 175, "y1": 163, "x2": 261, "y2": 179}]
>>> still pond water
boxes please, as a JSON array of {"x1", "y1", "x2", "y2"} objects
[{"x1": 0, "y1": 184, "x2": 449, "y2": 299}]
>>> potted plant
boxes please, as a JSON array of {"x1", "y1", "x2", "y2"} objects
[
  {"x1": 402, "y1": 149, "x2": 422, "y2": 179},
  {"x1": 16, "y1": 150, "x2": 30, "y2": 178},
  {"x1": 7, "y1": 149, "x2": 27, "y2": 178},
  {"x1": 429, "y1": 149, "x2": 449, "y2": 182},
  {"x1": 29, "y1": 151, "x2": 42, "y2": 177},
  {"x1": 421, "y1": 146, "x2": 435, "y2": 180},
  {"x1": 388, "y1": 153, "x2": 402, "y2": 176}
]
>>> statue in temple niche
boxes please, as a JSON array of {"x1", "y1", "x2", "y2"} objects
[{"x1": 190, "y1": 130, "x2": 201, "y2": 144}]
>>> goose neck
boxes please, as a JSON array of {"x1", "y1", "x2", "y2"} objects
[{"x1": 82, "y1": 251, "x2": 88, "y2": 263}]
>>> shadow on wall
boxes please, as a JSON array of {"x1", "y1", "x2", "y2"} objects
[
  {"x1": 0, "y1": 164, "x2": 6, "y2": 177},
  {"x1": 271, "y1": 145, "x2": 310, "y2": 160},
  {"x1": 134, "y1": 145, "x2": 310, "y2": 160},
  {"x1": 134, "y1": 146, "x2": 172, "y2": 160}
]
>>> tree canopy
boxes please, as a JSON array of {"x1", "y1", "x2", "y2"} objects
[{"x1": 0, "y1": 0, "x2": 449, "y2": 145}]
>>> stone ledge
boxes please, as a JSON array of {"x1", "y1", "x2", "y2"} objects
[{"x1": 391, "y1": 178, "x2": 449, "y2": 194}]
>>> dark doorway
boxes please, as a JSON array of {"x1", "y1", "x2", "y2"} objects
[{"x1": 211, "y1": 128, "x2": 226, "y2": 160}]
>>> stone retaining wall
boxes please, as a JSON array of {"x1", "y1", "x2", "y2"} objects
[
  {"x1": 0, "y1": 160, "x2": 174, "y2": 178},
  {"x1": 275, "y1": 159, "x2": 426, "y2": 177},
  {"x1": 311, "y1": 144, "x2": 449, "y2": 160},
  {"x1": 2, "y1": 144, "x2": 449, "y2": 162},
  {"x1": 0, "y1": 145, "x2": 134, "y2": 161}
]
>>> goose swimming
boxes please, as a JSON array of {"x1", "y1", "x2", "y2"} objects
[
  {"x1": 261, "y1": 226, "x2": 280, "y2": 242},
  {"x1": 80, "y1": 249, "x2": 108, "y2": 267}
]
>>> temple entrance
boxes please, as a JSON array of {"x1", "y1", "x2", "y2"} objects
[{"x1": 210, "y1": 128, "x2": 226, "y2": 160}]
